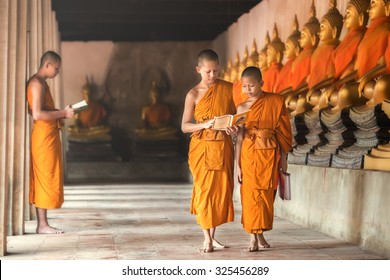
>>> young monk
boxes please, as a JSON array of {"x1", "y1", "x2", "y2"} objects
[
  {"x1": 235, "y1": 66, "x2": 292, "y2": 252},
  {"x1": 27, "y1": 51, "x2": 75, "y2": 234},
  {"x1": 181, "y1": 49, "x2": 238, "y2": 253}
]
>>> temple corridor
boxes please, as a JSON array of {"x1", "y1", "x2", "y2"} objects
[{"x1": 0, "y1": 183, "x2": 384, "y2": 260}]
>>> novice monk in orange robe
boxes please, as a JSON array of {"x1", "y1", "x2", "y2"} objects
[
  {"x1": 181, "y1": 50, "x2": 238, "y2": 253},
  {"x1": 235, "y1": 66, "x2": 292, "y2": 251},
  {"x1": 27, "y1": 51, "x2": 75, "y2": 234}
]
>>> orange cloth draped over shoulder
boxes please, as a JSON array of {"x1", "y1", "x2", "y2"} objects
[
  {"x1": 233, "y1": 80, "x2": 248, "y2": 107},
  {"x1": 355, "y1": 16, "x2": 390, "y2": 78},
  {"x1": 188, "y1": 79, "x2": 236, "y2": 229},
  {"x1": 308, "y1": 42, "x2": 338, "y2": 88},
  {"x1": 143, "y1": 103, "x2": 171, "y2": 128},
  {"x1": 240, "y1": 92, "x2": 292, "y2": 234},
  {"x1": 27, "y1": 82, "x2": 64, "y2": 209},
  {"x1": 78, "y1": 101, "x2": 107, "y2": 128},
  {"x1": 262, "y1": 63, "x2": 282, "y2": 92},
  {"x1": 291, "y1": 47, "x2": 314, "y2": 90},
  {"x1": 274, "y1": 58, "x2": 294, "y2": 93},
  {"x1": 332, "y1": 27, "x2": 366, "y2": 78}
]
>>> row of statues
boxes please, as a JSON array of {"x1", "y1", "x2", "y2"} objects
[{"x1": 223, "y1": 0, "x2": 390, "y2": 170}]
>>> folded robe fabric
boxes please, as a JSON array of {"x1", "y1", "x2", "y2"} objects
[
  {"x1": 188, "y1": 79, "x2": 236, "y2": 229},
  {"x1": 27, "y1": 81, "x2": 64, "y2": 209}
]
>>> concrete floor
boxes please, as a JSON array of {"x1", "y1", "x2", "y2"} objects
[{"x1": 1, "y1": 183, "x2": 385, "y2": 260}]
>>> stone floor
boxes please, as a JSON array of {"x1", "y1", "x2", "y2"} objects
[{"x1": 1, "y1": 183, "x2": 385, "y2": 260}]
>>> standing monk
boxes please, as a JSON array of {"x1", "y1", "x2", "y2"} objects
[
  {"x1": 27, "y1": 51, "x2": 75, "y2": 234},
  {"x1": 181, "y1": 50, "x2": 238, "y2": 253},
  {"x1": 235, "y1": 67, "x2": 292, "y2": 251}
]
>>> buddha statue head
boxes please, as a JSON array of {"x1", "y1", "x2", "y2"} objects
[
  {"x1": 223, "y1": 58, "x2": 233, "y2": 82},
  {"x1": 319, "y1": 0, "x2": 344, "y2": 43},
  {"x1": 149, "y1": 81, "x2": 160, "y2": 104},
  {"x1": 230, "y1": 52, "x2": 240, "y2": 82},
  {"x1": 285, "y1": 15, "x2": 302, "y2": 59},
  {"x1": 248, "y1": 39, "x2": 259, "y2": 67},
  {"x1": 300, "y1": 0, "x2": 320, "y2": 49},
  {"x1": 267, "y1": 23, "x2": 285, "y2": 65},
  {"x1": 368, "y1": 0, "x2": 390, "y2": 20},
  {"x1": 258, "y1": 31, "x2": 271, "y2": 72},
  {"x1": 344, "y1": 0, "x2": 370, "y2": 30}
]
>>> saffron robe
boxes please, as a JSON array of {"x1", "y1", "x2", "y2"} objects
[
  {"x1": 332, "y1": 27, "x2": 366, "y2": 78},
  {"x1": 308, "y1": 41, "x2": 339, "y2": 88},
  {"x1": 291, "y1": 47, "x2": 314, "y2": 90},
  {"x1": 274, "y1": 58, "x2": 294, "y2": 93},
  {"x1": 355, "y1": 16, "x2": 390, "y2": 78},
  {"x1": 262, "y1": 63, "x2": 282, "y2": 93},
  {"x1": 27, "y1": 82, "x2": 64, "y2": 209},
  {"x1": 188, "y1": 79, "x2": 236, "y2": 229},
  {"x1": 240, "y1": 92, "x2": 292, "y2": 233}
]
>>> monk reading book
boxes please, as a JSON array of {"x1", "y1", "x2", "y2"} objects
[{"x1": 71, "y1": 99, "x2": 88, "y2": 114}]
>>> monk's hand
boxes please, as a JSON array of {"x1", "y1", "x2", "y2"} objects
[
  {"x1": 226, "y1": 125, "x2": 239, "y2": 136},
  {"x1": 203, "y1": 119, "x2": 215, "y2": 129},
  {"x1": 64, "y1": 105, "x2": 75, "y2": 119},
  {"x1": 236, "y1": 165, "x2": 242, "y2": 184}
]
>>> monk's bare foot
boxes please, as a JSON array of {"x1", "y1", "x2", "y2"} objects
[
  {"x1": 212, "y1": 238, "x2": 229, "y2": 248},
  {"x1": 200, "y1": 241, "x2": 214, "y2": 253},
  {"x1": 36, "y1": 225, "x2": 64, "y2": 234},
  {"x1": 258, "y1": 234, "x2": 270, "y2": 248}
]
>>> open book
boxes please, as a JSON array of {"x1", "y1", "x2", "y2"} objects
[
  {"x1": 212, "y1": 110, "x2": 250, "y2": 130},
  {"x1": 71, "y1": 100, "x2": 88, "y2": 114}
]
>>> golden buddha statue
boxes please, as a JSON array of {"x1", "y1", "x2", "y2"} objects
[
  {"x1": 223, "y1": 58, "x2": 233, "y2": 82},
  {"x1": 258, "y1": 31, "x2": 271, "y2": 76},
  {"x1": 263, "y1": 23, "x2": 284, "y2": 93},
  {"x1": 274, "y1": 15, "x2": 302, "y2": 94},
  {"x1": 286, "y1": 0, "x2": 320, "y2": 116},
  {"x1": 232, "y1": 51, "x2": 245, "y2": 107},
  {"x1": 327, "y1": 0, "x2": 390, "y2": 112},
  {"x1": 239, "y1": 46, "x2": 249, "y2": 75},
  {"x1": 248, "y1": 39, "x2": 259, "y2": 67},
  {"x1": 68, "y1": 80, "x2": 111, "y2": 141},
  {"x1": 135, "y1": 81, "x2": 178, "y2": 140},
  {"x1": 306, "y1": 0, "x2": 344, "y2": 111}
]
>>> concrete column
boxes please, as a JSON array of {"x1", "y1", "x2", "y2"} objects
[
  {"x1": 0, "y1": 0, "x2": 10, "y2": 256},
  {"x1": 6, "y1": 0, "x2": 17, "y2": 237},
  {"x1": 12, "y1": 0, "x2": 28, "y2": 235}
]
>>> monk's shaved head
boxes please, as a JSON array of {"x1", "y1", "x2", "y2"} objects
[
  {"x1": 241, "y1": 66, "x2": 262, "y2": 82},
  {"x1": 40, "y1": 51, "x2": 61, "y2": 68},
  {"x1": 198, "y1": 49, "x2": 219, "y2": 67}
]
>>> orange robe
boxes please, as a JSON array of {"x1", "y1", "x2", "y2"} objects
[
  {"x1": 232, "y1": 80, "x2": 248, "y2": 107},
  {"x1": 355, "y1": 16, "x2": 390, "y2": 79},
  {"x1": 262, "y1": 63, "x2": 282, "y2": 92},
  {"x1": 308, "y1": 42, "x2": 338, "y2": 88},
  {"x1": 143, "y1": 103, "x2": 171, "y2": 128},
  {"x1": 27, "y1": 82, "x2": 64, "y2": 209},
  {"x1": 274, "y1": 58, "x2": 294, "y2": 93},
  {"x1": 78, "y1": 101, "x2": 107, "y2": 128},
  {"x1": 188, "y1": 79, "x2": 236, "y2": 229},
  {"x1": 240, "y1": 92, "x2": 292, "y2": 233},
  {"x1": 332, "y1": 27, "x2": 366, "y2": 78},
  {"x1": 291, "y1": 47, "x2": 314, "y2": 90}
]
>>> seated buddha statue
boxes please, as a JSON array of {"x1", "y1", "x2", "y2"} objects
[
  {"x1": 263, "y1": 23, "x2": 284, "y2": 93},
  {"x1": 248, "y1": 39, "x2": 259, "y2": 67},
  {"x1": 135, "y1": 81, "x2": 178, "y2": 140},
  {"x1": 319, "y1": 0, "x2": 370, "y2": 111},
  {"x1": 232, "y1": 51, "x2": 244, "y2": 107},
  {"x1": 357, "y1": 0, "x2": 390, "y2": 108},
  {"x1": 306, "y1": 0, "x2": 344, "y2": 111},
  {"x1": 274, "y1": 15, "x2": 302, "y2": 94},
  {"x1": 286, "y1": 0, "x2": 320, "y2": 116},
  {"x1": 258, "y1": 31, "x2": 271, "y2": 76},
  {"x1": 68, "y1": 81, "x2": 111, "y2": 141},
  {"x1": 223, "y1": 58, "x2": 233, "y2": 82},
  {"x1": 327, "y1": 0, "x2": 390, "y2": 112}
]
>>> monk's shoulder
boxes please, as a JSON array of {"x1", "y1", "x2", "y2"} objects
[
  {"x1": 265, "y1": 92, "x2": 285, "y2": 106},
  {"x1": 216, "y1": 79, "x2": 233, "y2": 89}
]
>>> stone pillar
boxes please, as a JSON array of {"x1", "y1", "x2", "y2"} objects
[
  {"x1": 0, "y1": 0, "x2": 10, "y2": 257},
  {"x1": 12, "y1": 0, "x2": 28, "y2": 236}
]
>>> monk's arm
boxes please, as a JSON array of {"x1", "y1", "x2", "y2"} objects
[
  {"x1": 234, "y1": 104, "x2": 246, "y2": 183},
  {"x1": 30, "y1": 79, "x2": 74, "y2": 120},
  {"x1": 276, "y1": 104, "x2": 293, "y2": 172},
  {"x1": 181, "y1": 90, "x2": 214, "y2": 133}
]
